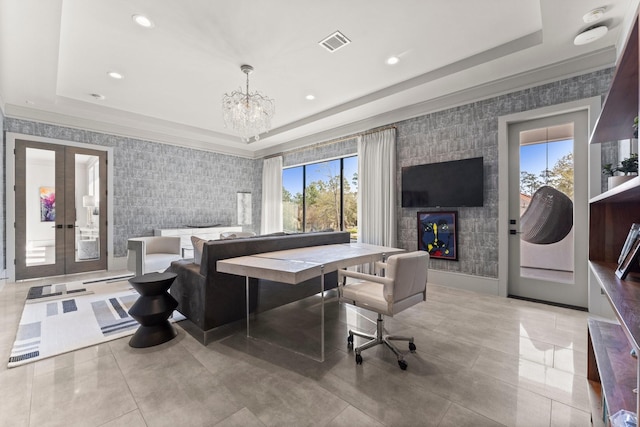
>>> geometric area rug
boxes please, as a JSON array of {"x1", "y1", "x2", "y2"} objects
[{"x1": 8, "y1": 275, "x2": 185, "y2": 368}]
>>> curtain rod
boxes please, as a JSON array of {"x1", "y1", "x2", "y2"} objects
[{"x1": 265, "y1": 125, "x2": 397, "y2": 159}]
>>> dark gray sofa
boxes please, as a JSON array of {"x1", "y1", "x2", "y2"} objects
[{"x1": 166, "y1": 231, "x2": 351, "y2": 344}]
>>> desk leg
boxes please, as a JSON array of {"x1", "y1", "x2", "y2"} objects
[
  {"x1": 246, "y1": 276, "x2": 250, "y2": 338},
  {"x1": 321, "y1": 265, "x2": 325, "y2": 362}
]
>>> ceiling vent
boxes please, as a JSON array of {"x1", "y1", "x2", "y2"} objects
[{"x1": 319, "y1": 31, "x2": 351, "y2": 52}]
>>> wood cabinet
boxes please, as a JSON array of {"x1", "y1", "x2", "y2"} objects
[{"x1": 587, "y1": 13, "x2": 640, "y2": 426}]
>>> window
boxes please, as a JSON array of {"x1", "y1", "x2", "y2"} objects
[{"x1": 283, "y1": 156, "x2": 358, "y2": 240}]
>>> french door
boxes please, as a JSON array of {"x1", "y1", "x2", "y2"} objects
[
  {"x1": 507, "y1": 111, "x2": 588, "y2": 308},
  {"x1": 15, "y1": 139, "x2": 107, "y2": 280}
]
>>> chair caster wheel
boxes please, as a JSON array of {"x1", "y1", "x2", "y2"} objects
[
  {"x1": 409, "y1": 342, "x2": 416, "y2": 352},
  {"x1": 398, "y1": 360, "x2": 408, "y2": 370},
  {"x1": 347, "y1": 334, "x2": 354, "y2": 347},
  {"x1": 355, "y1": 354, "x2": 363, "y2": 365}
]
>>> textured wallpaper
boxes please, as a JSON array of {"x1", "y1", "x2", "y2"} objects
[
  {"x1": 1, "y1": 68, "x2": 615, "y2": 277},
  {"x1": 2, "y1": 120, "x2": 262, "y2": 258}
]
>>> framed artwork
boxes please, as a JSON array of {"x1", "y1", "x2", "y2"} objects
[
  {"x1": 616, "y1": 235, "x2": 640, "y2": 280},
  {"x1": 39, "y1": 186, "x2": 55, "y2": 222},
  {"x1": 417, "y1": 211, "x2": 458, "y2": 261}
]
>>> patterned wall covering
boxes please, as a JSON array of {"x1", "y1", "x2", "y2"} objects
[
  {"x1": 395, "y1": 69, "x2": 614, "y2": 278},
  {"x1": 282, "y1": 137, "x2": 357, "y2": 168},
  {"x1": 0, "y1": 68, "x2": 615, "y2": 276},
  {"x1": 2, "y1": 119, "x2": 262, "y2": 258}
]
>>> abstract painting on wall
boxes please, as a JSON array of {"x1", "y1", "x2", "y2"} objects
[
  {"x1": 40, "y1": 186, "x2": 55, "y2": 222},
  {"x1": 417, "y1": 211, "x2": 457, "y2": 260}
]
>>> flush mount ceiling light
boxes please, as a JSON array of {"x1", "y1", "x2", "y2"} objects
[
  {"x1": 574, "y1": 25, "x2": 608, "y2": 45},
  {"x1": 107, "y1": 71, "x2": 124, "y2": 79},
  {"x1": 305, "y1": 94, "x2": 315, "y2": 100},
  {"x1": 583, "y1": 7, "x2": 605, "y2": 23},
  {"x1": 132, "y1": 14, "x2": 154, "y2": 28},
  {"x1": 222, "y1": 64, "x2": 275, "y2": 143},
  {"x1": 386, "y1": 56, "x2": 400, "y2": 65}
]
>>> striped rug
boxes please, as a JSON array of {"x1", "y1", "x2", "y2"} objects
[{"x1": 8, "y1": 275, "x2": 184, "y2": 368}]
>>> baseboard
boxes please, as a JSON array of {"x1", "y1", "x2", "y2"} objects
[{"x1": 428, "y1": 270, "x2": 499, "y2": 295}]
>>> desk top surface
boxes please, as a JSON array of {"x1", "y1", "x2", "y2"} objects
[{"x1": 217, "y1": 243, "x2": 404, "y2": 284}]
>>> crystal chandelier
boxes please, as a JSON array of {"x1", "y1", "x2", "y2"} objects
[{"x1": 222, "y1": 64, "x2": 275, "y2": 143}]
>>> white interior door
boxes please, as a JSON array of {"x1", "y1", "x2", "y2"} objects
[{"x1": 507, "y1": 111, "x2": 588, "y2": 308}]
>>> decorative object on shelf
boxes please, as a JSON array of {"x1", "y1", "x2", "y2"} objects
[
  {"x1": 616, "y1": 233, "x2": 640, "y2": 280},
  {"x1": 634, "y1": 116, "x2": 638, "y2": 139},
  {"x1": 417, "y1": 211, "x2": 457, "y2": 260},
  {"x1": 618, "y1": 223, "x2": 640, "y2": 265},
  {"x1": 603, "y1": 153, "x2": 638, "y2": 190},
  {"x1": 222, "y1": 64, "x2": 275, "y2": 143}
]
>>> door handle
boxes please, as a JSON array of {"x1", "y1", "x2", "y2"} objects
[
  {"x1": 52, "y1": 224, "x2": 63, "y2": 229},
  {"x1": 510, "y1": 230, "x2": 523, "y2": 235},
  {"x1": 66, "y1": 224, "x2": 75, "y2": 229}
]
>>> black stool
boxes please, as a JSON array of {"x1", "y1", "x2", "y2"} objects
[{"x1": 128, "y1": 272, "x2": 179, "y2": 348}]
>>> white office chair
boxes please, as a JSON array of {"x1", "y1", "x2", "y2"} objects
[
  {"x1": 127, "y1": 236, "x2": 182, "y2": 277},
  {"x1": 338, "y1": 251, "x2": 429, "y2": 370}
]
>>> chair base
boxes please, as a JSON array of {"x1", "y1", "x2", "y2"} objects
[{"x1": 348, "y1": 313, "x2": 416, "y2": 370}]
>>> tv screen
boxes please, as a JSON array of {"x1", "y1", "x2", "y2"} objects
[{"x1": 402, "y1": 157, "x2": 484, "y2": 207}]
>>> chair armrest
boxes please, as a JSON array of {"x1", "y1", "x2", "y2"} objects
[
  {"x1": 127, "y1": 239, "x2": 145, "y2": 276},
  {"x1": 374, "y1": 261, "x2": 387, "y2": 275},
  {"x1": 146, "y1": 236, "x2": 181, "y2": 255},
  {"x1": 338, "y1": 269, "x2": 393, "y2": 286}
]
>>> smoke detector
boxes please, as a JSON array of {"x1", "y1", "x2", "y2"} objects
[{"x1": 574, "y1": 25, "x2": 608, "y2": 45}]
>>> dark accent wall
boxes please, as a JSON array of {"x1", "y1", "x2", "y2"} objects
[{"x1": 2, "y1": 119, "x2": 262, "y2": 258}]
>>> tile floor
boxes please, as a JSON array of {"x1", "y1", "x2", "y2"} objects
[{"x1": 0, "y1": 271, "x2": 593, "y2": 426}]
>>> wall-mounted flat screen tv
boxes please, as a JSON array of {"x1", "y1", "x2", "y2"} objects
[{"x1": 402, "y1": 157, "x2": 484, "y2": 207}]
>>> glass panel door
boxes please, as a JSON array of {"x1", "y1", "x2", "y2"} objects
[{"x1": 15, "y1": 140, "x2": 107, "y2": 280}]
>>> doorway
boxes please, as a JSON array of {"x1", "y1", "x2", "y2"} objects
[
  {"x1": 507, "y1": 111, "x2": 589, "y2": 308},
  {"x1": 14, "y1": 139, "x2": 107, "y2": 280}
]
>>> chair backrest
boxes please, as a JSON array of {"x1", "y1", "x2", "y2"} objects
[{"x1": 385, "y1": 251, "x2": 429, "y2": 303}]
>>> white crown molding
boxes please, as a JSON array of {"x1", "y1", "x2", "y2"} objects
[
  {"x1": 4, "y1": 103, "x2": 257, "y2": 159},
  {"x1": 255, "y1": 46, "x2": 616, "y2": 158}
]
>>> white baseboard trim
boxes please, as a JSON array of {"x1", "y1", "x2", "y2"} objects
[
  {"x1": 111, "y1": 256, "x2": 128, "y2": 272},
  {"x1": 428, "y1": 270, "x2": 499, "y2": 295}
]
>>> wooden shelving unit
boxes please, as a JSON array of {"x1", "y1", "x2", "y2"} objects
[{"x1": 587, "y1": 12, "x2": 640, "y2": 426}]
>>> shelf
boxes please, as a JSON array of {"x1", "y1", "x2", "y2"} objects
[
  {"x1": 590, "y1": 176, "x2": 640, "y2": 204},
  {"x1": 590, "y1": 16, "x2": 639, "y2": 144},
  {"x1": 587, "y1": 319, "x2": 637, "y2": 423},
  {"x1": 590, "y1": 261, "x2": 640, "y2": 350}
]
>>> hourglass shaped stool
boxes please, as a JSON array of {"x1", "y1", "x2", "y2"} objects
[{"x1": 128, "y1": 272, "x2": 179, "y2": 348}]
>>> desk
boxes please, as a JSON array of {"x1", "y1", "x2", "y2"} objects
[{"x1": 217, "y1": 243, "x2": 403, "y2": 361}]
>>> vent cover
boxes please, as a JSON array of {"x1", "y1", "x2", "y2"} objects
[{"x1": 319, "y1": 31, "x2": 351, "y2": 52}]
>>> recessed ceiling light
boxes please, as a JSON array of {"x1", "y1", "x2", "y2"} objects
[
  {"x1": 583, "y1": 7, "x2": 605, "y2": 23},
  {"x1": 107, "y1": 71, "x2": 124, "y2": 79},
  {"x1": 574, "y1": 25, "x2": 608, "y2": 45},
  {"x1": 132, "y1": 14, "x2": 154, "y2": 28},
  {"x1": 90, "y1": 93, "x2": 106, "y2": 101},
  {"x1": 305, "y1": 94, "x2": 315, "y2": 100},
  {"x1": 386, "y1": 56, "x2": 399, "y2": 65}
]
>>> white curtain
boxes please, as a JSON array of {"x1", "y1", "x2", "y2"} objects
[
  {"x1": 261, "y1": 156, "x2": 283, "y2": 234},
  {"x1": 357, "y1": 128, "x2": 397, "y2": 247}
]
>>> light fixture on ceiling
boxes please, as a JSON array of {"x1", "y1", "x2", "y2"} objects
[
  {"x1": 132, "y1": 14, "x2": 154, "y2": 28},
  {"x1": 305, "y1": 94, "x2": 315, "y2": 100},
  {"x1": 583, "y1": 7, "x2": 605, "y2": 23},
  {"x1": 107, "y1": 71, "x2": 124, "y2": 79},
  {"x1": 574, "y1": 25, "x2": 608, "y2": 45},
  {"x1": 90, "y1": 93, "x2": 106, "y2": 100},
  {"x1": 386, "y1": 56, "x2": 399, "y2": 65},
  {"x1": 222, "y1": 65, "x2": 275, "y2": 143}
]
